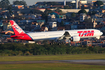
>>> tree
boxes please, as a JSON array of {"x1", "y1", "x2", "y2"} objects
[
  {"x1": 42, "y1": 8, "x2": 53, "y2": 23},
  {"x1": 88, "y1": 11, "x2": 96, "y2": 16},
  {"x1": 13, "y1": 0, "x2": 19, "y2": 5},
  {"x1": 94, "y1": 1, "x2": 103, "y2": 7},
  {"x1": 1, "y1": 0, "x2": 10, "y2": 8},
  {"x1": 55, "y1": 8, "x2": 62, "y2": 13},
  {"x1": 60, "y1": 21, "x2": 64, "y2": 26},
  {"x1": 30, "y1": 9, "x2": 43, "y2": 14},
  {"x1": 0, "y1": 2, "x2": 2, "y2": 8},
  {"x1": 7, "y1": 5, "x2": 13, "y2": 15},
  {"x1": 13, "y1": 0, "x2": 27, "y2": 6},
  {"x1": 71, "y1": 13, "x2": 76, "y2": 17},
  {"x1": 20, "y1": 0, "x2": 27, "y2": 6},
  {"x1": 78, "y1": 9, "x2": 87, "y2": 14},
  {"x1": 44, "y1": 8, "x2": 53, "y2": 14}
]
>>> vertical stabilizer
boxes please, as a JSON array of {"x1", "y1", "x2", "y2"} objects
[{"x1": 10, "y1": 20, "x2": 25, "y2": 35}]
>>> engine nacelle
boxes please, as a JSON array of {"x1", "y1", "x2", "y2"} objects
[
  {"x1": 96, "y1": 36, "x2": 100, "y2": 39},
  {"x1": 71, "y1": 36, "x2": 80, "y2": 42}
]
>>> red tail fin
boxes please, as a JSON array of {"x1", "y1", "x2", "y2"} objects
[{"x1": 10, "y1": 20, "x2": 25, "y2": 35}]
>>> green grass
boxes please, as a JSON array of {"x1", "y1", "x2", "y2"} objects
[
  {"x1": 0, "y1": 54, "x2": 105, "y2": 70},
  {"x1": 0, "y1": 63, "x2": 105, "y2": 70},
  {"x1": 0, "y1": 54, "x2": 105, "y2": 61}
]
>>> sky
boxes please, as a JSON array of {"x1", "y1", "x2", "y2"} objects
[
  {"x1": 1, "y1": 0, "x2": 94, "y2": 5},
  {"x1": 9, "y1": 0, "x2": 65, "y2": 5}
]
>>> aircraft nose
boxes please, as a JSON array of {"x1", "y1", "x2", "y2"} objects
[{"x1": 100, "y1": 32, "x2": 103, "y2": 35}]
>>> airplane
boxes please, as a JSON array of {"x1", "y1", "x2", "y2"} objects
[{"x1": 9, "y1": 20, "x2": 103, "y2": 42}]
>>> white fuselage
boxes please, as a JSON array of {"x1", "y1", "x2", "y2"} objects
[{"x1": 27, "y1": 29, "x2": 103, "y2": 41}]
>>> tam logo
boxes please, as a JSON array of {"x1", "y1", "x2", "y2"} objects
[
  {"x1": 12, "y1": 22, "x2": 23, "y2": 34},
  {"x1": 77, "y1": 30, "x2": 94, "y2": 37}
]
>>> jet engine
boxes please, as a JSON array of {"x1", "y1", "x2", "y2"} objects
[{"x1": 71, "y1": 36, "x2": 80, "y2": 41}]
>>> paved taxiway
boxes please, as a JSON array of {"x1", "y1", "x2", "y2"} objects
[{"x1": 0, "y1": 60, "x2": 105, "y2": 65}]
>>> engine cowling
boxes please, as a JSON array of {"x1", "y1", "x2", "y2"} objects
[
  {"x1": 71, "y1": 36, "x2": 80, "y2": 42},
  {"x1": 96, "y1": 36, "x2": 100, "y2": 39}
]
